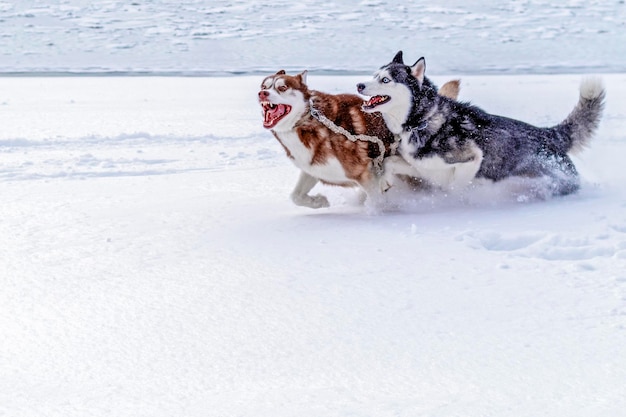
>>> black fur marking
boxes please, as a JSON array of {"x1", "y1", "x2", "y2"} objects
[
  {"x1": 406, "y1": 121, "x2": 430, "y2": 148},
  {"x1": 392, "y1": 51, "x2": 404, "y2": 64}
]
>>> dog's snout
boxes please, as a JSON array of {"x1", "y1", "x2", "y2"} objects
[
  {"x1": 356, "y1": 83, "x2": 366, "y2": 93},
  {"x1": 258, "y1": 90, "x2": 269, "y2": 99}
]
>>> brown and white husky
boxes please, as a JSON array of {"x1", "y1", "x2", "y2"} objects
[{"x1": 258, "y1": 70, "x2": 460, "y2": 208}]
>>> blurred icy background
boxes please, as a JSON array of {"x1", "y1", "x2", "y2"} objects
[{"x1": 1, "y1": 0, "x2": 625, "y2": 75}]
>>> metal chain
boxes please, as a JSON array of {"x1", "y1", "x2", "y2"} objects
[{"x1": 309, "y1": 100, "x2": 394, "y2": 176}]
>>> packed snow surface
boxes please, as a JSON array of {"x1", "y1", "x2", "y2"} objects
[{"x1": 1, "y1": 73, "x2": 625, "y2": 417}]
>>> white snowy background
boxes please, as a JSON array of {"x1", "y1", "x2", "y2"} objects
[{"x1": 1, "y1": 1, "x2": 626, "y2": 417}]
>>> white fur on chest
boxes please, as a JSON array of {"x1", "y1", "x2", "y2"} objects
[
  {"x1": 382, "y1": 113, "x2": 406, "y2": 136},
  {"x1": 275, "y1": 130, "x2": 353, "y2": 184},
  {"x1": 398, "y1": 133, "x2": 483, "y2": 189}
]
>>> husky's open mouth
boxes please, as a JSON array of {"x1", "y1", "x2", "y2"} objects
[
  {"x1": 261, "y1": 101, "x2": 291, "y2": 129},
  {"x1": 362, "y1": 95, "x2": 390, "y2": 110}
]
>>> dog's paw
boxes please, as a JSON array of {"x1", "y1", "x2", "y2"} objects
[
  {"x1": 379, "y1": 178, "x2": 393, "y2": 193},
  {"x1": 376, "y1": 174, "x2": 394, "y2": 193},
  {"x1": 309, "y1": 194, "x2": 330, "y2": 208},
  {"x1": 291, "y1": 193, "x2": 330, "y2": 209}
]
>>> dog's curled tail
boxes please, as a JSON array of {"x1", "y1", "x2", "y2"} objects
[{"x1": 559, "y1": 77, "x2": 605, "y2": 155}]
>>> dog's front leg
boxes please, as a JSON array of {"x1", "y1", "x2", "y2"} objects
[
  {"x1": 290, "y1": 171, "x2": 330, "y2": 208},
  {"x1": 380, "y1": 155, "x2": 420, "y2": 191}
]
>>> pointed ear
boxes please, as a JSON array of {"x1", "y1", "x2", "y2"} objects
[
  {"x1": 276, "y1": 69, "x2": 286, "y2": 75},
  {"x1": 438, "y1": 79, "x2": 460, "y2": 100},
  {"x1": 411, "y1": 57, "x2": 426, "y2": 84},
  {"x1": 392, "y1": 51, "x2": 404, "y2": 64},
  {"x1": 297, "y1": 70, "x2": 308, "y2": 85}
]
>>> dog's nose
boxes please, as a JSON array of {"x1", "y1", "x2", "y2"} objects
[
  {"x1": 258, "y1": 90, "x2": 269, "y2": 99},
  {"x1": 356, "y1": 83, "x2": 366, "y2": 93}
]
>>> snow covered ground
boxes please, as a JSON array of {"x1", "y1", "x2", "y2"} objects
[
  {"x1": 1, "y1": 73, "x2": 626, "y2": 417},
  {"x1": 1, "y1": 0, "x2": 626, "y2": 416}
]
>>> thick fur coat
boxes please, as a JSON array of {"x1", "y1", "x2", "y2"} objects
[{"x1": 358, "y1": 51, "x2": 605, "y2": 196}]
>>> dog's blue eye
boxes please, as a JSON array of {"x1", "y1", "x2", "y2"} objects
[{"x1": 381, "y1": 77, "x2": 390, "y2": 84}]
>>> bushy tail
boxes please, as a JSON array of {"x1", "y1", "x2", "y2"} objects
[{"x1": 557, "y1": 77, "x2": 605, "y2": 154}]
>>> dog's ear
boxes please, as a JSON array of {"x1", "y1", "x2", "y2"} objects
[
  {"x1": 297, "y1": 70, "x2": 308, "y2": 85},
  {"x1": 275, "y1": 70, "x2": 286, "y2": 75},
  {"x1": 439, "y1": 79, "x2": 460, "y2": 100},
  {"x1": 411, "y1": 57, "x2": 426, "y2": 84},
  {"x1": 392, "y1": 51, "x2": 404, "y2": 64}
]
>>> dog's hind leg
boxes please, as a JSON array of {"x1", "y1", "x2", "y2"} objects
[
  {"x1": 290, "y1": 171, "x2": 330, "y2": 208},
  {"x1": 514, "y1": 154, "x2": 580, "y2": 197},
  {"x1": 543, "y1": 155, "x2": 581, "y2": 196}
]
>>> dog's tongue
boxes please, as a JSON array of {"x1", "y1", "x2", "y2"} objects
[
  {"x1": 263, "y1": 104, "x2": 289, "y2": 128},
  {"x1": 366, "y1": 96, "x2": 385, "y2": 107}
]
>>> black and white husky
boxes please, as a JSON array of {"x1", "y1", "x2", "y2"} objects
[{"x1": 357, "y1": 51, "x2": 606, "y2": 197}]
